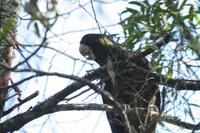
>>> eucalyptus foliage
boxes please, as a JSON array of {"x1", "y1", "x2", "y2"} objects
[{"x1": 120, "y1": 0, "x2": 200, "y2": 129}]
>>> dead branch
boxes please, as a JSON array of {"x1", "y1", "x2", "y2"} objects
[
  {"x1": 2, "y1": 91, "x2": 39, "y2": 117},
  {"x1": 0, "y1": 67, "x2": 105, "y2": 132},
  {"x1": 0, "y1": 33, "x2": 198, "y2": 132}
]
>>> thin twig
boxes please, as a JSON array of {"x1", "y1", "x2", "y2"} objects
[{"x1": 2, "y1": 91, "x2": 39, "y2": 116}]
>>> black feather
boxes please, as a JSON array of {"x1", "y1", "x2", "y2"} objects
[{"x1": 80, "y1": 34, "x2": 160, "y2": 133}]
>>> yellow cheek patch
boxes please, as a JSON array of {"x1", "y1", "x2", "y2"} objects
[{"x1": 99, "y1": 37, "x2": 113, "y2": 46}]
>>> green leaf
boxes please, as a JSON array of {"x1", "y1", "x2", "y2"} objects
[
  {"x1": 166, "y1": 62, "x2": 173, "y2": 78},
  {"x1": 153, "y1": 64, "x2": 163, "y2": 73},
  {"x1": 34, "y1": 22, "x2": 41, "y2": 37},
  {"x1": 179, "y1": 0, "x2": 187, "y2": 10},
  {"x1": 129, "y1": 1, "x2": 147, "y2": 15},
  {"x1": 194, "y1": 15, "x2": 200, "y2": 24},
  {"x1": 125, "y1": 7, "x2": 140, "y2": 14},
  {"x1": 0, "y1": 16, "x2": 15, "y2": 44},
  {"x1": 188, "y1": 106, "x2": 195, "y2": 121},
  {"x1": 129, "y1": 1, "x2": 145, "y2": 9}
]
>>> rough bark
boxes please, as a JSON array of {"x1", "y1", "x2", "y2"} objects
[{"x1": 0, "y1": 0, "x2": 20, "y2": 118}]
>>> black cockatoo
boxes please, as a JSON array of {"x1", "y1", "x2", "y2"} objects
[{"x1": 79, "y1": 33, "x2": 160, "y2": 133}]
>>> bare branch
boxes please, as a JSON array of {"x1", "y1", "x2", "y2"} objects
[
  {"x1": 0, "y1": 67, "x2": 105, "y2": 132},
  {"x1": 49, "y1": 103, "x2": 113, "y2": 112},
  {"x1": 1, "y1": 101, "x2": 198, "y2": 132},
  {"x1": 0, "y1": 65, "x2": 137, "y2": 132},
  {"x1": 119, "y1": 63, "x2": 200, "y2": 91},
  {"x1": 161, "y1": 114, "x2": 200, "y2": 131},
  {"x1": 12, "y1": 28, "x2": 49, "y2": 69},
  {"x1": 1, "y1": 54, "x2": 200, "y2": 92},
  {"x1": 2, "y1": 91, "x2": 39, "y2": 117},
  {"x1": 0, "y1": 33, "x2": 197, "y2": 132}
]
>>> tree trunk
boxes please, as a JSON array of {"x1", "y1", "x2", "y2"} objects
[{"x1": 0, "y1": 0, "x2": 20, "y2": 119}]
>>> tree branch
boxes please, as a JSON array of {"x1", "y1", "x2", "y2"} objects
[
  {"x1": 126, "y1": 64, "x2": 200, "y2": 91},
  {"x1": 48, "y1": 104, "x2": 200, "y2": 131},
  {"x1": 1, "y1": 102, "x2": 198, "y2": 132},
  {"x1": 0, "y1": 65, "x2": 137, "y2": 133},
  {"x1": 0, "y1": 67, "x2": 106, "y2": 132},
  {"x1": 49, "y1": 103, "x2": 113, "y2": 112},
  {"x1": 2, "y1": 91, "x2": 39, "y2": 117},
  {"x1": 161, "y1": 114, "x2": 200, "y2": 131},
  {"x1": 2, "y1": 60, "x2": 200, "y2": 91},
  {"x1": 0, "y1": 33, "x2": 197, "y2": 132}
]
